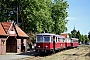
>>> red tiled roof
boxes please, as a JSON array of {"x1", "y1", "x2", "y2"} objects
[
  {"x1": 1, "y1": 22, "x2": 11, "y2": 33},
  {"x1": 15, "y1": 25, "x2": 29, "y2": 37},
  {"x1": 0, "y1": 22, "x2": 29, "y2": 38},
  {"x1": 0, "y1": 23, "x2": 7, "y2": 36},
  {"x1": 60, "y1": 33, "x2": 69, "y2": 38}
]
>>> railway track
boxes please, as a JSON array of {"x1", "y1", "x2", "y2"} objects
[
  {"x1": 63, "y1": 46, "x2": 90, "y2": 60},
  {"x1": 74, "y1": 47, "x2": 90, "y2": 60},
  {"x1": 18, "y1": 46, "x2": 90, "y2": 60},
  {"x1": 34, "y1": 46, "x2": 90, "y2": 60}
]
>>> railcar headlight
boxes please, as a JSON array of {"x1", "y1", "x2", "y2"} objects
[
  {"x1": 46, "y1": 46, "x2": 48, "y2": 48},
  {"x1": 38, "y1": 46, "x2": 40, "y2": 48},
  {"x1": 61, "y1": 44, "x2": 62, "y2": 46}
]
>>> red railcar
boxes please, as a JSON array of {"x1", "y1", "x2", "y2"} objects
[
  {"x1": 65, "y1": 38, "x2": 72, "y2": 48},
  {"x1": 36, "y1": 33, "x2": 65, "y2": 53},
  {"x1": 54, "y1": 35, "x2": 66, "y2": 50},
  {"x1": 71, "y1": 38, "x2": 79, "y2": 47},
  {"x1": 60, "y1": 33, "x2": 72, "y2": 48}
]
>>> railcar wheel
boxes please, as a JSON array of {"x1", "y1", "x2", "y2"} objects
[
  {"x1": 53, "y1": 50, "x2": 55, "y2": 54},
  {"x1": 58, "y1": 49, "x2": 61, "y2": 52}
]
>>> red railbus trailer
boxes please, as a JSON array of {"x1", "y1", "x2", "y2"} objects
[
  {"x1": 65, "y1": 38, "x2": 72, "y2": 48},
  {"x1": 71, "y1": 38, "x2": 79, "y2": 47},
  {"x1": 54, "y1": 35, "x2": 66, "y2": 50}
]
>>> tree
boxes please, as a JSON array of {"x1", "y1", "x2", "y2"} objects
[
  {"x1": 0, "y1": 0, "x2": 16, "y2": 22},
  {"x1": 51, "y1": 0, "x2": 69, "y2": 34},
  {"x1": 80, "y1": 35, "x2": 89, "y2": 44},
  {"x1": 23, "y1": 0, "x2": 53, "y2": 33},
  {"x1": 76, "y1": 30, "x2": 81, "y2": 43},
  {"x1": 68, "y1": 33, "x2": 72, "y2": 38},
  {"x1": 88, "y1": 31, "x2": 90, "y2": 39},
  {"x1": 84, "y1": 35, "x2": 89, "y2": 44},
  {"x1": 71, "y1": 29, "x2": 77, "y2": 38},
  {"x1": 0, "y1": 0, "x2": 69, "y2": 42}
]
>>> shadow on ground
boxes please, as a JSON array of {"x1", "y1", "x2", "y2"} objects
[
  {"x1": 16, "y1": 51, "x2": 53, "y2": 57},
  {"x1": 85, "y1": 52, "x2": 90, "y2": 57},
  {"x1": 16, "y1": 51, "x2": 39, "y2": 56},
  {"x1": 63, "y1": 53, "x2": 80, "y2": 56}
]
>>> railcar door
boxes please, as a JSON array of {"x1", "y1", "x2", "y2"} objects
[
  {"x1": 53, "y1": 36, "x2": 55, "y2": 51},
  {"x1": 71, "y1": 39, "x2": 73, "y2": 47}
]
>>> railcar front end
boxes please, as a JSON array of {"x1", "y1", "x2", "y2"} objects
[{"x1": 35, "y1": 33, "x2": 55, "y2": 53}]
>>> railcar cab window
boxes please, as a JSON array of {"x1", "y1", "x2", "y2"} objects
[
  {"x1": 37, "y1": 36, "x2": 43, "y2": 42},
  {"x1": 44, "y1": 36, "x2": 50, "y2": 42}
]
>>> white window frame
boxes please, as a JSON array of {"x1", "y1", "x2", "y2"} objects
[
  {"x1": 36, "y1": 36, "x2": 43, "y2": 42},
  {"x1": 44, "y1": 36, "x2": 50, "y2": 42}
]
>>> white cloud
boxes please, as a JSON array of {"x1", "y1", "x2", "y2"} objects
[{"x1": 66, "y1": 17, "x2": 75, "y2": 20}]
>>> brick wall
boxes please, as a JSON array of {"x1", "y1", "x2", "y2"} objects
[
  {"x1": 17, "y1": 39, "x2": 21, "y2": 53},
  {"x1": 0, "y1": 38, "x2": 6, "y2": 55},
  {"x1": 17, "y1": 39, "x2": 27, "y2": 53},
  {"x1": 0, "y1": 38, "x2": 1, "y2": 55}
]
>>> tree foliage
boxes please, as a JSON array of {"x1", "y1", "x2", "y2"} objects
[
  {"x1": 0, "y1": 0, "x2": 69, "y2": 41},
  {"x1": 71, "y1": 29, "x2": 77, "y2": 38},
  {"x1": 23, "y1": 0, "x2": 53, "y2": 33},
  {"x1": 51, "y1": 0, "x2": 68, "y2": 34},
  {"x1": 76, "y1": 30, "x2": 82, "y2": 42}
]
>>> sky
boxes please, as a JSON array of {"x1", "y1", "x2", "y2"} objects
[{"x1": 65, "y1": 0, "x2": 90, "y2": 35}]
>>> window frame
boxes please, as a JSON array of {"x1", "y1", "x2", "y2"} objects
[
  {"x1": 36, "y1": 35, "x2": 43, "y2": 42},
  {"x1": 44, "y1": 36, "x2": 50, "y2": 42}
]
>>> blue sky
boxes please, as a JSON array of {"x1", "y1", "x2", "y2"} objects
[{"x1": 66, "y1": 0, "x2": 90, "y2": 35}]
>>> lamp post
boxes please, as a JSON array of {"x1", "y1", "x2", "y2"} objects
[{"x1": 17, "y1": 6, "x2": 18, "y2": 25}]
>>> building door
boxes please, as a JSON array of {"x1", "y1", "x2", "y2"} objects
[
  {"x1": 6, "y1": 36, "x2": 17, "y2": 53},
  {"x1": 21, "y1": 39, "x2": 24, "y2": 52}
]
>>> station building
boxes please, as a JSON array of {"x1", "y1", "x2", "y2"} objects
[{"x1": 0, "y1": 22, "x2": 29, "y2": 55}]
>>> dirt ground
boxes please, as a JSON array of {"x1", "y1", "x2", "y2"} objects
[{"x1": 18, "y1": 45, "x2": 90, "y2": 60}]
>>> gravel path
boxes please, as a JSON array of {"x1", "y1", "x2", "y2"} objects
[{"x1": 0, "y1": 51, "x2": 38, "y2": 60}]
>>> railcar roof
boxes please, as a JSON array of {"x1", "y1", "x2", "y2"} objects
[
  {"x1": 71, "y1": 38, "x2": 79, "y2": 40},
  {"x1": 55, "y1": 35, "x2": 65, "y2": 38},
  {"x1": 37, "y1": 33, "x2": 55, "y2": 36}
]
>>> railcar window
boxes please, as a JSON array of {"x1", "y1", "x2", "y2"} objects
[
  {"x1": 37, "y1": 36, "x2": 43, "y2": 42},
  {"x1": 51, "y1": 37, "x2": 53, "y2": 42},
  {"x1": 63, "y1": 38, "x2": 65, "y2": 42},
  {"x1": 44, "y1": 36, "x2": 50, "y2": 42},
  {"x1": 59, "y1": 38, "x2": 63, "y2": 42},
  {"x1": 53, "y1": 36, "x2": 55, "y2": 41},
  {"x1": 58, "y1": 38, "x2": 60, "y2": 42},
  {"x1": 72, "y1": 39, "x2": 78, "y2": 42},
  {"x1": 58, "y1": 38, "x2": 61, "y2": 42}
]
